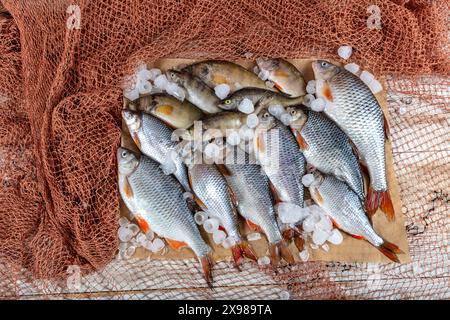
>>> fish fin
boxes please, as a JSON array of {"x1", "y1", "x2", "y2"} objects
[
  {"x1": 282, "y1": 228, "x2": 294, "y2": 241},
  {"x1": 292, "y1": 130, "x2": 308, "y2": 150},
  {"x1": 349, "y1": 140, "x2": 360, "y2": 158},
  {"x1": 359, "y1": 162, "x2": 369, "y2": 176},
  {"x1": 135, "y1": 215, "x2": 150, "y2": 234},
  {"x1": 350, "y1": 234, "x2": 365, "y2": 240},
  {"x1": 166, "y1": 238, "x2": 188, "y2": 251},
  {"x1": 322, "y1": 81, "x2": 333, "y2": 102},
  {"x1": 226, "y1": 185, "x2": 239, "y2": 209},
  {"x1": 123, "y1": 177, "x2": 134, "y2": 199},
  {"x1": 378, "y1": 240, "x2": 403, "y2": 263},
  {"x1": 188, "y1": 172, "x2": 208, "y2": 210},
  {"x1": 255, "y1": 132, "x2": 266, "y2": 153},
  {"x1": 268, "y1": 180, "x2": 282, "y2": 204},
  {"x1": 132, "y1": 133, "x2": 141, "y2": 150},
  {"x1": 212, "y1": 74, "x2": 228, "y2": 85},
  {"x1": 383, "y1": 113, "x2": 390, "y2": 140},
  {"x1": 329, "y1": 217, "x2": 340, "y2": 229},
  {"x1": 279, "y1": 241, "x2": 295, "y2": 265},
  {"x1": 216, "y1": 164, "x2": 232, "y2": 176},
  {"x1": 155, "y1": 105, "x2": 174, "y2": 116},
  {"x1": 312, "y1": 189, "x2": 325, "y2": 205},
  {"x1": 268, "y1": 243, "x2": 281, "y2": 267},
  {"x1": 231, "y1": 241, "x2": 258, "y2": 269},
  {"x1": 200, "y1": 255, "x2": 214, "y2": 288},
  {"x1": 293, "y1": 234, "x2": 305, "y2": 252},
  {"x1": 366, "y1": 187, "x2": 395, "y2": 221},
  {"x1": 274, "y1": 70, "x2": 289, "y2": 78},
  {"x1": 246, "y1": 220, "x2": 264, "y2": 233}
]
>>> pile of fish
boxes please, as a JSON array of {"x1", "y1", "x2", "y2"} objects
[{"x1": 119, "y1": 58, "x2": 403, "y2": 287}]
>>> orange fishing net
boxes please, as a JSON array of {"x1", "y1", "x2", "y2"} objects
[{"x1": 0, "y1": 0, "x2": 448, "y2": 299}]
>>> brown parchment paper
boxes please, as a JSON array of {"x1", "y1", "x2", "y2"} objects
[{"x1": 121, "y1": 59, "x2": 410, "y2": 263}]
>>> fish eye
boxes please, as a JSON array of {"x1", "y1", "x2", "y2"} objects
[
  {"x1": 321, "y1": 61, "x2": 329, "y2": 68},
  {"x1": 263, "y1": 112, "x2": 270, "y2": 119},
  {"x1": 224, "y1": 100, "x2": 231, "y2": 105},
  {"x1": 121, "y1": 151, "x2": 128, "y2": 158},
  {"x1": 290, "y1": 109, "x2": 296, "y2": 116},
  {"x1": 171, "y1": 72, "x2": 176, "y2": 77}
]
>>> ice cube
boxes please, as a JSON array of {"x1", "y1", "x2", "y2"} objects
[
  {"x1": 246, "y1": 113, "x2": 259, "y2": 128},
  {"x1": 308, "y1": 204, "x2": 323, "y2": 217},
  {"x1": 303, "y1": 94, "x2": 315, "y2": 107},
  {"x1": 253, "y1": 65, "x2": 260, "y2": 75},
  {"x1": 137, "y1": 80, "x2": 153, "y2": 95},
  {"x1": 247, "y1": 232, "x2": 262, "y2": 241},
  {"x1": 146, "y1": 229, "x2": 154, "y2": 241},
  {"x1": 310, "y1": 243, "x2": 319, "y2": 250},
  {"x1": 258, "y1": 69, "x2": 270, "y2": 81},
  {"x1": 306, "y1": 80, "x2": 316, "y2": 94},
  {"x1": 337, "y1": 45, "x2": 353, "y2": 60},
  {"x1": 136, "y1": 233, "x2": 147, "y2": 247},
  {"x1": 310, "y1": 97, "x2": 325, "y2": 112},
  {"x1": 123, "y1": 246, "x2": 136, "y2": 259},
  {"x1": 238, "y1": 98, "x2": 255, "y2": 114},
  {"x1": 369, "y1": 79, "x2": 383, "y2": 94},
  {"x1": 227, "y1": 130, "x2": 241, "y2": 146},
  {"x1": 268, "y1": 104, "x2": 285, "y2": 117},
  {"x1": 118, "y1": 216, "x2": 130, "y2": 227},
  {"x1": 398, "y1": 106, "x2": 407, "y2": 115},
  {"x1": 204, "y1": 142, "x2": 220, "y2": 159},
  {"x1": 239, "y1": 125, "x2": 254, "y2": 141},
  {"x1": 279, "y1": 290, "x2": 290, "y2": 300},
  {"x1": 166, "y1": 82, "x2": 186, "y2": 101},
  {"x1": 276, "y1": 202, "x2": 304, "y2": 224},
  {"x1": 280, "y1": 113, "x2": 292, "y2": 126},
  {"x1": 299, "y1": 249, "x2": 309, "y2": 262},
  {"x1": 137, "y1": 68, "x2": 152, "y2": 81},
  {"x1": 194, "y1": 211, "x2": 208, "y2": 225},
  {"x1": 222, "y1": 237, "x2": 236, "y2": 249},
  {"x1": 203, "y1": 218, "x2": 220, "y2": 234},
  {"x1": 301, "y1": 173, "x2": 315, "y2": 187},
  {"x1": 183, "y1": 191, "x2": 193, "y2": 200},
  {"x1": 127, "y1": 223, "x2": 140, "y2": 236},
  {"x1": 265, "y1": 80, "x2": 275, "y2": 89},
  {"x1": 214, "y1": 84, "x2": 231, "y2": 99},
  {"x1": 302, "y1": 216, "x2": 316, "y2": 233},
  {"x1": 321, "y1": 243, "x2": 330, "y2": 252},
  {"x1": 360, "y1": 70, "x2": 375, "y2": 86},
  {"x1": 327, "y1": 228, "x2": 343, "y2": 245},
  {"x1": 212, "y1": 230, "x2": 227, "y2": 244},
  {"x1": 160, "y1": 157, "x2": 177, "y2": 175},
  {"x1": 149, "y1": 68, "x2": 162, "y2": 81},
  {"x1": 316, "y1": 215, "x2": 333, "y2": 232},
  {"x1": 123, "y1": 87, "x2": 139, "y2": 101},
  {"x1": 119, "y1": 242, "x2": 128, "y2": 252},
  {"x1": 312, "y1": 227, "x2": 329, "y2": 245},
  {"x1": 154, "y1": 74, "x2": 169, "y2": 89},
  {"x1": 151, "y1": 238, "x2": 165, "y2": 252},
  {"x1": 344, "y1": 63, "x2": 360, "y2": 75},
  {"x1": 257, "y1": 256, "x2": 271, "y2": 266}
]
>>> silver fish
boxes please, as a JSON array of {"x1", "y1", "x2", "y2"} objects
[
  {"x1": 188, "y1": 163, "x2": 257, "y2": 268},
  {"x1": 117, "y1": 148, "x2": 213, "y2": 285},
  {"x1": 122, "y1": 110, "x2": 190, "y2": 192},
  {"x1": 312, "y1": 60, "x2": 394, "y2": 220},
  {"x1": 223, "y1": 151, "x2": 295, "y2": 265},
  {"x1": 166, "y1": 69, "x2": 221, "y2": 114},
  {"x1": 288, "y1": 107, "x2": 365, "y2": 201},
  {"x1": 308, "y1": 171, "x2": 403, "y2": 263}
]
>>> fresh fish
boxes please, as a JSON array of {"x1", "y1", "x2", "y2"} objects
[
  {"x1": 222, "y1": 151, "x2": 295, "y2": 266},
  {"x1": 128, "y1": 93, "x2": 204, "y2": 129},
  {"x1": 182, "y1": 60, "x2": 276, "y2": 94},
  {"x1": 199, "y1": 112, "x2": 248, "y2": 140},
  {"x1": 188, "y1": 163, "x2": 257, "y2": 268},
  {"x1": 288, "y1": 106, "x2": 365, "y2": 201},
  {"x1": 312, "y1": 60, "x2": 394, "y2": 220},
  {"x1": 122, "y1": 110, "x2": 190, "y2": 192},
  {"x1": 308, "y1": 171, "x2": 403, "y2": 262},
  {"x1": 256, "y1": 57, "x2": 306, "y2": 97},
  {"x1": 254, "y1": 112, "x2": 306, "y2": 207},
  {"x1": 117, "y1": 148, "x2": 213, "y2": 285},
  {"x1": 166, "y1": 69, "x2": 221, "y2": 114},
  {"x1": 218, "y1": 88, "x2": 304, "y2": 111}
]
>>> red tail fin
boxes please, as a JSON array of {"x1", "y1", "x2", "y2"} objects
[
  {"x1": 231, "y1": 241, "x2": 257, "y2": 270},
  {"x1": 278, "y1": 241, "x2": 295, "y2": 265},
  {"x1": 366, "y1": 186, "x2": 395, "y2": 221},
  {"x1": 378, "y1": 240, "x2": 403, "y2": 263},
  {"x1": 200, "y1": 255, "x2": 214, "y2": 288},
  {"x1": 268, "y1": 243, "x2": 280, "y2": 267},
  {"x1": 380, "y1": 190, "x2": 395, "y2": 221},
  {"x1": 293, "y1": 234, "x2": 305, "y2": 252}
]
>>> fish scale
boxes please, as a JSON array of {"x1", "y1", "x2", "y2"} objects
[{"x1": 295, "y1": 110, "x2": 365, "y2": 201}]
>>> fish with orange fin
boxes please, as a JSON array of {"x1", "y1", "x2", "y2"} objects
[
  {"x1": 256, "y1": 57, "x2": 306, "y2": 97},
  {"x1": 117, "y1": 148, "x2": 213, "y2": 287},
  {"x1": 188, "y1": 163, "x2": 257, "y2": 269},
  {"x1": 308, "y1": 170, "x2": 403, "y2": 263},
  {"x1": 312, "y1": 60, "x2": 394, "y2": 221},
  {"x1": 221, "y1": 149, "x2": 295, "y2": 266}
]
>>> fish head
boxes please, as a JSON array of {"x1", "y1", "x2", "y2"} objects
[
  {"x1": 122, "y1": 109, "x2": 142, "y2": 132},
  {"x1": 286, "y1": 106, "x2": 307, "y2": 130},
  {"x1": 166, "y1": 69, "x2": 188, "y2": 86},
  {"x1": 117, "y1": 147, "x2": 140, "y2": 176},
  {"x1": 257, "y1": 109, "x2": 276, "y2": 130},
  {"x1": 312, "y1": 60, "x2": 339, "y2": 81},
  {"x1": 255, "y1": 57, "x2": 279, "y2": 72},
  {"x1": 217, "y1": 97, "x2": 240, "y2": 111}
]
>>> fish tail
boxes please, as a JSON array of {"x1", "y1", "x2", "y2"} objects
[
  {"x1": 278, "y1": 241, "x2": 295, "y2": 265},
  {"x1": 366, "y1": 186, "x2": 395, "y2": 221},
  {"x1": 293, "y1": 234, "x2": 305, "y2": 252},
  {"x1": 377, "y1": 240, "x2": 404, "y2": 263},
  {"x1": 268, "y1": 243, "x2": 281, "y2": 267},
  {"x1": 231, "y1": 241, "x2": 257, "y2": 269},
  {"x1": 200, "y1": 255, "x2": 214, "y2": 288}
]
